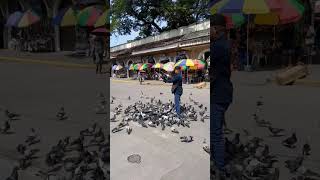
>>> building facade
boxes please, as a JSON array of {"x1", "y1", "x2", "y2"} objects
[
  {"x1": 0, "y1": 0, "x2": 107, "y2": 51},
  {"x1": 110, "y1": 20, "x2": 210, "y2": 76}
]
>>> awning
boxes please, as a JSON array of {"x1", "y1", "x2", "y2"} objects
[{"x1": 132, "y1": 43, "x2": 178, "y2": 55}]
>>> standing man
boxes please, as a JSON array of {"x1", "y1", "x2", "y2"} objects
[
  {"x1": 94, "y1": 36, "x2": 104, "y2": 74},
  {"x1": 210, "y1": 14, "x2": 233, "y2": 179},
  {"x1": 164, "y1": 66, "x2": 183, "y2": 117}
]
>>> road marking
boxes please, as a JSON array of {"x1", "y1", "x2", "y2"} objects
[{"x1": 0, "y1": 56, "x2": 95, "y2": 69}]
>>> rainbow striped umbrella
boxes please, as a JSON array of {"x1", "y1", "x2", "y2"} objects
[
  {"x1": 53, "y1": 7, "x2": 77, "y2": 27},
  {"x1": 209, "y1": 0, "x2": 304, "y2": 66},
  {"x1": 17, "y1": 10, "x2": 40, "y2": 28},
  {"x1": 163, "y1": 62, "x2": 175, "y2": 72},
  {"x1": 132, "y1": 64, "x2": 142, "y2": 71},
  {"x1": 190, "y1": 59, "x2": 206, "y2": 70},
  {"x1": 224, "y1": 13, "x2": 246, "y2": 29},
  {"x1": 77, "y1": 6, "x2": 103, "y2": 26},
  {"x1": 129, "y1": 64, "x2": 134, "y2": 70},
  {"x1": 152, "y1": 63, "x2": 163, "y2": 69},
  {"x1": 175, "y1": 59, "x2": 195, "y2": 68},
  {"x1": 175, "y1": 59, "x2": 195, "y2": 84},
  {"x1": 94, "y1": 9, "x2": 110, "y2": 28},
  {"x1": 139, "y1": 63, "x2": 153, "y2": 71},
  {"x1": 6, "y1": 11, "x2": 23, "y2": 27}
]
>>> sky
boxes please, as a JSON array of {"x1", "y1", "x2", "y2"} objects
[
  {"x1": 110, "y1": 21, "x2": 167, "y2": 47},
  {"x1": 110, "y1": 31, "x2": 139, "y2": 47}
]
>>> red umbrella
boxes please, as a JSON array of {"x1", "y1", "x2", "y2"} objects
[{"x1": 91, "y1": 27, "x2": 109, "y2": 36}]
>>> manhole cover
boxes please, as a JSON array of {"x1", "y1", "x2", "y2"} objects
[{"x1": 127, "y1": 154, "x2": 141, "y2": 164}]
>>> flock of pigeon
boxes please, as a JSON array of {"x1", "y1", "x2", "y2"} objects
[
  {"x1": 211, "y1": 96, "x2": 320, "y2": 180},
  {"x1": 110, "y1": 91, "x2": 209, "y2": 145},
  {"x1": 1, "y1": 93, "x2": 109, "y2": 180}
]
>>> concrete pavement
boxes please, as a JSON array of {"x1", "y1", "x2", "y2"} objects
[
  {"x1": 110, "y1": 81, "x2": 210, "y2": 180},
  {"x1": 0, "y1": 61, "x2": 108, "y2": 179}
]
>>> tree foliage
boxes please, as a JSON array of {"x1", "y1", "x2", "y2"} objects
[{"x1": 111, "y1": 0, "x2": 209, "y2": 39}]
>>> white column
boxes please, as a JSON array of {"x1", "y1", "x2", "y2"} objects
[
  {"x1": 5, "y1": 3, "x2": 10, "y2": 49},
  {"x1": 54, "y1": 26, "x2": 60, "y2": 51}
]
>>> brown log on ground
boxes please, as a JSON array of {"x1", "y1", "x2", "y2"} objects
[
  {"x1": 194, "y1": 82, "x2": 207, "y2": 89},
  {"x1": 275, "y1": 65, "x2": 309, "y2": 85}
]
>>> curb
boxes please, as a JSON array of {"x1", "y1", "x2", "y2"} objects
[
  {"x1": 295, "y1": 79, "x2": 320, "y2": 87},
  {"x1": 0, "y1": 56, "x2": 95, "y2": 69},
  {"x1": 270, "y1": 78, "x2": 320, "y2": 87},
  {"x1": 111, "y1": 79, "x2": 210, "y2": 89}
]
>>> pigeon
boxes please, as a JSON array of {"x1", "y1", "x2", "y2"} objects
[
  {"x1": 285, "y1": 156, "x2": 304, "y2": 173},
  {"x1": 282, "y1": 133, "x2": 297, "y2": 148},
  {"x1": 302, "y1": 143, "x2": 311, "y2": 156},
  {"x1": 111, "y1": 126, "x2": 123, "y2": 133},
  {"x1": 148, "y1": 121, "x2": 156, "y2": 128},
  {"x1": 255, "y1": 117, "x2": 271, "y2": 127},
  {"x1": 268, "y1": 126, "x2": 285, "y2": 137},
  {"x1": 128, "y1": 96, "x2": 131, "y2": 100},
  {"x1": 17, "y1": 144, "x2": 27, "y2": 155},
  {"x1": 6, "y1": 165, "x2": 19, "y2": 180},
  {"x1": 126, "y1": 125, "x2": 132, "y2": 135},
  {"x1": 171, "y1": 127, "x2": 179, "y2": 133},
  {"x1": 80, "y1": 123, "x2": 97, "y2": 136},
  {"x1": 25, "y1": 128, "x2": 40, "y2": 145},
  {"x1": 5, "y1": 110, "x2": 20, "y2": 121},
  {"x1": 56, "y1": 107, "x2": 67, "y2": 120},
  {"x1": 111, "y1": 96, "x2": 116, "y2": 100},
  {"x1": 232, "y1": 133, "x2": 240, "y2": 146},
  {"x1": 1, "y1": 121, "x2": 11, "y2": 134},
  {"x1": 298, "y1": 166, "x2": 320, "y2": 178},
  {"x1": 203, "y1": 139, "x2": 210, "y2": 154},
  {"x1": 111, "y1": 100, "x2": 114, "y2": 104},
  {"x1": 242, "y1": 129, "x2": 250, "y2": 136},
  {"x1": 180, "y1": 136, "x2": 193, "y2": 143}
]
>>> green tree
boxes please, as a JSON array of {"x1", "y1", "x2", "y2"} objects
[{"x1": 111, "y1": 0, "x2": 209, "y2": 39}]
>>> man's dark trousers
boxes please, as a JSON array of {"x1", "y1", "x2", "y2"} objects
[
  {"x1": 211, "y1": 102, "x2": 230, "y2": 171},
  {"x1": 174, "y1": 93, "x2": 181, "y2": 116}
]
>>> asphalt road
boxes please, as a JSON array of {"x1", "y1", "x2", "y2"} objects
[{"x1": 0, "y1": 61, "x2": 108, "y2": 179}]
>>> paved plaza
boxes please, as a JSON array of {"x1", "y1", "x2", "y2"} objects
[
  {"x1": 1, "y1": 50, "x2": 320, "y2": 180},
  {"x1": 0, "y1": 59, "x2": 108, "y2": 179},
  {"x1": 111, "y1": 65, "x2": 320, "y2": 180},
  {"x1": 110, "y1": 80, "x2": 210, "y2": 180}
]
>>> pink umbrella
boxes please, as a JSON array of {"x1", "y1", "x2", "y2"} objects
[
  {"x1": 91, "y1": 27, "x2": 109, "y2": 36},
  {"x1": 277, "y1": 0, "x2": 302, "y2": 24},
  {"x1": 266, "y1": 0, "x2": 282, "y2": 11}
]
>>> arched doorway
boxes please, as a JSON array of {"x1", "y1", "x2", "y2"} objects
[
  {"x1": 160, "y1": 59, "x2": 170, "y2": 64},
  {"x1": 175, "y1": 52, "x2": 188, "y2": 62},
  {"x1": 198, "y1": 49, "x2": 210, "y2": 69},
  {"x1": 147, "y1": 56, "x2": 156, "y2": 64},
  {"x1": 24, "y1": 0, "x2": 54, "y2": 52},
  {"x1": 7, "y1": 0, "x2": 23, "y2": 46}
]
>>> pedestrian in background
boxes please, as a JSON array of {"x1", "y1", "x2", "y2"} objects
[
  {"x1": 210, "y1": 14, "x2": 233, "y2": 179},
  {"x1": 94, "y1": 36, "x2": 104, "y2": 74},
  {"x1": 164, "y1": 66, "x2": 183, "y2": 118}
]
